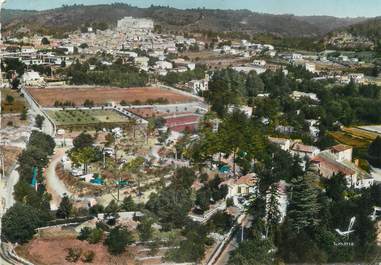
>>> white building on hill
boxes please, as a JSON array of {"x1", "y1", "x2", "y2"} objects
[{"x1": 117, "y1": 17, "x2": 154, "y2": 33}]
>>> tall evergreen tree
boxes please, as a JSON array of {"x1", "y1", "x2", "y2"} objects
[
  {"x1": 104, "y1": 226, "x2": 134, "y2": 255},
  {"x1": 266, "y1": 183, "x2": 281, "y2": 237},
  {"x1": 56, "y1": 194, "x2": 73, "y2": 219},
  {"x1": 287, "y1": 171, "x2": 320, "y2": 233},
  {"x1": 121, "y1": 196, "x2": 136, "y2": 211}
]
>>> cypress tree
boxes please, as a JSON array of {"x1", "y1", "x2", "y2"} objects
[
  {"x1": 266, "y1": 183, "x2": 281, "y2": 237},
  {"x1": 288, "y1": 172, "x2": 320, "y2": 233}
]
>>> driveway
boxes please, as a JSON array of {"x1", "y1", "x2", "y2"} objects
[{"x1": 45, "y1": 148, "x2": 72, "y2": 210}]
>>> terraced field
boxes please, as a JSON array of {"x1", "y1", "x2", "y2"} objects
[
  {"x1": 343, "y1": 127, "x2": 380, "y2": 140},
  {"x1": 329, "y1": 131, "x2": 370, "y2": 149},
  {"x1": 329, "y1": 127, "x2": 377, "y2": 171},
  {"x1": 330, "y1": 126, "x2": 381, "y2": 148},
  {"x1": 357, "y1": 126, "x2": 381, "y2": 136}
]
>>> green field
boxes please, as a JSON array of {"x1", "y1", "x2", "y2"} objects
[{"x1": 46, "y1": 109, "x2": 129, "y2": 126}]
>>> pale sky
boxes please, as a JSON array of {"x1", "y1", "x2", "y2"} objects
[{"x1": 3, "y1": 0, "x2": 381, "y2": 18}]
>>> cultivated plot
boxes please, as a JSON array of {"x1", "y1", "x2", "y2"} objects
[{"x1": 46, "y1": 109, "x2": 129, "y2": 126}]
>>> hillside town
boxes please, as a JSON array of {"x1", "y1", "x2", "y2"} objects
[{"x1": 1, "y1": 3, "x2": 381, "y2": 265}]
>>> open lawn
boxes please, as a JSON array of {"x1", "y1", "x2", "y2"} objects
[
  {"x1": 46, "y1": 109, "x2": 129, "y2": 126},
  {"x1": 27, "y1": 86, "x2": 195, "y2": 107}
]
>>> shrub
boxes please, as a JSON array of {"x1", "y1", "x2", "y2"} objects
[
  {"x1": 78, "y1": 227, "x2": 92, "y2": 241},
  {"x1": 226, "y1": 198, "x2": 234, "y2": 207},
  {"x1": 88, "y1": 228, "x2": 103, "y2": 244},
  {"x1": 81, "y1": 250, "x2": 95, "y2": 263},
  {"x1": 209, "y1": 212, "x2": 233, "y2": 233},
  {"x1": 65, "y1": 248, "x2": 82, "y2": 262},
  {"x1": 104, "y1": 226, "x2": 134, "y2": 255}
]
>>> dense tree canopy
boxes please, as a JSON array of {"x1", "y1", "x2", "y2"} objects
[
  {"x1": 104, "y1": 226, "x2": 134, "y2": 255},
  {"x1": 228, "y1": 236, "x2": 275, "y2": 265},
  {"x1": 287, "y1": 169, "x2": 321, "y2": 233},
  {"x1": 73, "y1": 132, "x2": 94, "y2": 150},
  {"x1": 66, "y1": 60, "x2": 148, "y2": 87},
  {"x1": 166, "y1": 222, "x2": 213, "y2": 263},
  {"x1": 2, "y1": 203, "x2": 49, "y2": 243},
  {"x1": 5, "y1": 131, "x2": 55, "y2": 244},
  {"x1": 368, "y1": 136, "x2": 381, "y2": 167},
  {"x1": 159, "y1": 65, "x2": 206, "y2": 86}
]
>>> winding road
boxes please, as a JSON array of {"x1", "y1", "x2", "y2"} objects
[{"x1": 45, "y1": 148, "x2": 72, "y2": 210}]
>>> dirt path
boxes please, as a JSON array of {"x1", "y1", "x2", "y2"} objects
[
  {"x1": 4, "y1": 166, "x2": 19, "y2": 210},
  {"x1": 46, "y1": 148, "x2": 72, "y2": 210}
]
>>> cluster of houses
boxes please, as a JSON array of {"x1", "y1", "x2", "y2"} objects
[
  {"x1": 213, "y1": 39, "x2": 276, "y2": 58},
  {"x1": 279, "y1": 51, "x2": 371, "y2": 84},
  {"x1": 4, "y1": 15, "x2": 377, "y2": 91},
  {"x1": 209, "y1": 136, "x2": 374, "y2": 227},
  {"x1": 268, "y1": 137, "x2": 374, "y2": 189},
  {"x1": 2, "y1": 17, "x2": 206, "y2": 80}
]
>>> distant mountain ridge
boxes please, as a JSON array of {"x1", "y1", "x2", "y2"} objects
[
  {"x1": 345, "y1": 17, "x2": 381, "y2": 39},
  {"x1": 0, "y1": 4, "x2": 370, "y2": 38}
]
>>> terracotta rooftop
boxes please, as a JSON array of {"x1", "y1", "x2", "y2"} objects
[
  {"x1": 221, "y1": 173, "x2": 257, "y2": 187},
  {"x1": 330, "y1": 144, "x2": 352, "y2": 153},
  {"x1": 312, "y1": 151, "x2": 356, "y2": 176}
]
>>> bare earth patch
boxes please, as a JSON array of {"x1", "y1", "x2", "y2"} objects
[
  {"x1": 2, "y1": 146, "x2": 22, "y2": 174},
  {"x1": 17, "y1": 234, "x2": 136, "y2": 265},
  {"x1": 27, "y1": 86, "x2": 195, "y2": 107}
]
